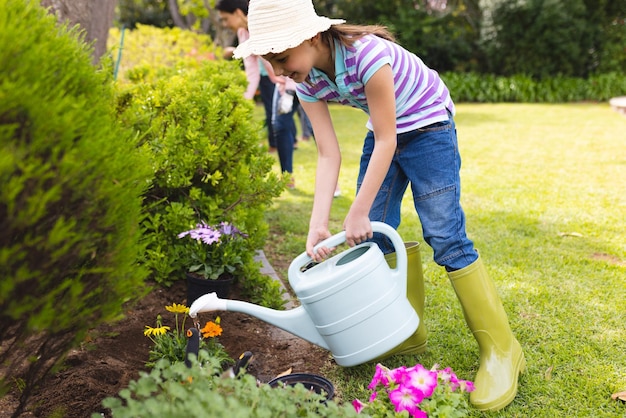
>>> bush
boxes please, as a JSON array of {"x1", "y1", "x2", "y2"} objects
[
  {"x1": 108, "y1": 24, "x2": 222, "y2": 84},
  {"x1": 441, "y1": 71, "x2": 626, "y2": 103},
  {"x1": 116, "y1": 58, "x2": 285, "y2": 307},
  {"x1": 97, "y1": 353, "x2": 359, "y2": 417},
  {"x1": 0, "y1": 0, "x2": 151, "y2": 412}
]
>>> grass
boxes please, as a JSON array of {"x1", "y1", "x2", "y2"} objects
[{"x1": 258, "y1": 103, "x2": 626, "y2": 417}]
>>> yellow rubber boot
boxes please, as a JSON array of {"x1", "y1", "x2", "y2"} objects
[
  {"x1": 448, "y1": 256, "x2": 526, "y2": 411},
  {"x1": 375, "y1": 242, "x2": 427, "y2": 360}
]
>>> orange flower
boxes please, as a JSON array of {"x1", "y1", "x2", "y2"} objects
[{"x1": 201, "y1": 321, "x2": 223, "y2": 338}]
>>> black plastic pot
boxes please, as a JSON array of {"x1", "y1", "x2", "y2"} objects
[
  {"x1": 267, "y1": 373, "x2": 335, "y2": 400},
  {"x1": 186, "y1": 273, "x2": 234, "y2": 306}
]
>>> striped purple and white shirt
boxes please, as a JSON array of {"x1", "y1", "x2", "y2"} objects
[{"x1": 296, "y1": 35, "x2": 455, "y2": 133}]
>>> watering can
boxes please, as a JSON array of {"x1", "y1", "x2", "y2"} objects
[{"x1": 189, "y1": 221, "x2": 419, "y2": 367}]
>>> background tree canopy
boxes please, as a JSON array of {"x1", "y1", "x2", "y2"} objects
[{"x1": 116, "y1": 0, "x2": 625, "y2": 79}]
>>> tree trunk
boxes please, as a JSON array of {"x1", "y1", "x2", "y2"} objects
[
  {"x1": 168, "y1": 0, "x2": 189, "y2": 29},
  {"x1": 39, "y1": 0, "x2": 116, "y2": 64}
]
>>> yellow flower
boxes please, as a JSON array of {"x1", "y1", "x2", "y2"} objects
[
  {"x1": 153, "y1": 325, "x2": 171, "y2": 336},
  {"x1": 144, "y1": 325, "x2": 156, "y2": 336},
  {"x1": 165, "y1": 303, "x2": 189, "y2": 314},
  {"x1": 145, "y1": 325, "x2": 171, "y2": 337},
  {"x1": 200, "y1": 321, "x2": 223, "y2": 338}
]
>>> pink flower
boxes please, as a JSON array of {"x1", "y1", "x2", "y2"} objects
[
  {"x1": 369, "y1": 391, "x2": 378, "y2": 402},
  {"x1": 390, "y1": 365, "x2": 409, "y2": 385},
  {"x1": 352, "y1": 398, "x2": 365, "y2": 414},
  {"x1": 460, "y1": 379, "x2": 476, "y2": 393},
  {"x1": 368, "y1": 363, "x2": 391, "y2": 389},
  {"x1": 388, "y1": 384, "x2": 425, "y2": 416},
  {"x1": 436, "y1": 366, "x2": 453, "y2": 383},
  {"x1": 406, "y1": 364, "x2": 438, "y2": 397},
  {"x1": 353, "y1": 363, "x2": 473, "y2": 417}
]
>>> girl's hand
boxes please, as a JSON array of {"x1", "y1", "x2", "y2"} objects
[
  {"x1": 306, "y1": 227, "x2": 333, "y2": 262},
  {"x1": 343, "y1": 214, "x2": 373, "y2": 248}
]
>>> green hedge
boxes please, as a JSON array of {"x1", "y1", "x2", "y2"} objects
[
  {"x1": 442, "y1": 71, "x2": 626, "y2": 103},
  {"x1": 116, "y1": 59, "x2": 285, "y2": 307},
  {"x1": 0, "y1": 0, "x2": 151, "y2": 410}
]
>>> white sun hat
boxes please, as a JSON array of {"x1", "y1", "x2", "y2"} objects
[{"x1": 233, "y1": 0, "x2": 345, "y2": 59}]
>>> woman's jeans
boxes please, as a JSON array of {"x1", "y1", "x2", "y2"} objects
[
  {"x1": 357, "y1": 113, "x2": 478, "y2": 271},
  {"x1": 259, "y1": 75, "x2": 276, "y2": 148},
  {"x1": 272, "y1": 89, "x2": 296, "y2": 174},
  {"x1": 297, "y1": 101, "x2": 313, "y2": 138}
]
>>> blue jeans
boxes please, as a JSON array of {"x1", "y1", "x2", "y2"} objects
[
  {"x1": 297, "y1": 100, "x2": 313, "y2": 138},
  {"x1": 357, "y1": 113, "x2": 478, "y2": 271},
  {"x1": 272, "y1": 89, "x2": 296, "y2": 174},
  {"x1": 259, "y1": 75, "x2": 275, "y2": 148}
]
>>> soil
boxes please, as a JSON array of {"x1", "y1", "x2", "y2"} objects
[{"x1": 0, "y1": 254, "x2": 333, "y2": 418}]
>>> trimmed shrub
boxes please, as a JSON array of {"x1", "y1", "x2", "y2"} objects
[
  {"x1": 441, "y1": 71, "x2": 626, "y2": 103},
  {"x1": 108, "y1": 24, "x2": 222, "y2": 84},
  {"x1": 116, "y1": 59, "x2": 285, "y2": 307},
  {"x1": 0, "y1": 0, "x2": 151, "y2": 412}
]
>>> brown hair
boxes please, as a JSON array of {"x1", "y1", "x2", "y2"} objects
[
  {"x1": 302, "y1": 24, "x2": 396, "y2": 85},
  {"x1": 320, "y1": 24, "x2": 396, "y2": 49}
]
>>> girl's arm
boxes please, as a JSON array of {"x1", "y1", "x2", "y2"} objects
[
  {"x1": 343, "y1": 64, "x2": 397, "y2": 245},
  {"x1": 300, "y1": 99, "x2": 341, "y2": 260}
]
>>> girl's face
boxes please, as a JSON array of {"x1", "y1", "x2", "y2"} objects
[{"x1": 263, "y1": 40, "x2": 318, "y2": 83}]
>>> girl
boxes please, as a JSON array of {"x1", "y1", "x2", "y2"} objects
[{"x1": 234, "y1": 0, "x2": 524, "y2": 411}]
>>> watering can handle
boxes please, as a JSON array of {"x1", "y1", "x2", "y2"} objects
[{"x1": 295, "y1": 221, "x2": 407, "y2": 275}]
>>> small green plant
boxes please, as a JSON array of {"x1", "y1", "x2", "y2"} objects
[
  {"x1": 352, "y1": 363, "x2": 474, "y2": 417},
  {"x1": 144, "y1": 303, "x2": 231, "y2": 367},
  {"x1": 178, "y1": 221, "x2": 248, "y2": 280},
  {"x1": 97, "y1": 353, "x2": 359, "y2": 418}
]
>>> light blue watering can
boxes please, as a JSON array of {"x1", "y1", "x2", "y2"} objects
[{"x1": 189, "y1": 221, "x2": 419, "y2": 367}]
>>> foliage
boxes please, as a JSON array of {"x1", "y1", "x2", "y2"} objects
[
  {"x1": 115, "y1": 0, "x2": 174, "y2": 29},
  {"x1": 108, "y1": 24, "x2": 221, "y2": 84},
  {"x1": 144, "y1": 303, "x2": 231, "y2": 367},
  {"x1": 96, "y1": 353, "x2": 359, "y2": 418},
  {"x1": 116, "y1": 0, "x2": 625, "y2": 77},
  {"x1": 323, "y1": 0, "x2": 480, "y2": 73},
  {"x1": 0, "y1": 0, "x2": 151, "y2": 412},
  {"x1": 114, "y1": 52, "x2": 285, "y2": 307},
  {"x1": 441, "y1": 71, "x2": 626, "y2": 103},
  {"x1": 482, "y1": 0, "x2": 592, "y2": 78},
  {"x1": 178, "y1": 221, "x2": 248, "y2": 280},
  {"x1": 353, "y1": 363, "x2": 474, "y2": 417}
]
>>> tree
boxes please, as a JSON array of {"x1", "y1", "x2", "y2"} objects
[
  {"x1": 482, "y1": 0, "x2": 590, "y2": 78},
  {"x1": 315, "y1": 0, "x2": 481, "y2": 72},
  {"x1": 172, "y1": 0, "x2": 234, "y2": 47},
  {"x1": 116, "y1": 0, "x2": 174, "y2": 29},
  {"x1": 40, "y1": 0, "x2": 116, "y2": 64}
]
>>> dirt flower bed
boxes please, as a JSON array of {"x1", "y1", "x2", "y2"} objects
[{"x1": 1, "y1": 275, "x2": 332, "y2": 418}]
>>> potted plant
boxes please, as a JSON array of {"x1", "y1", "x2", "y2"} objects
[{"x1": 178, "y1": 221, "x2": 248, "y2": 305}]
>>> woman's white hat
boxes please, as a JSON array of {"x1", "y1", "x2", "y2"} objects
[{"x1": 233, "y1": 0, "x2": 345, "y2": 59}]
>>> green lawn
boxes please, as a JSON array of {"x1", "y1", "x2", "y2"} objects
[{"x1": 259, "y1": 103, "x2": 626, "y2": 417}]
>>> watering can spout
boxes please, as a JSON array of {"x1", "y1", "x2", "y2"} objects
[{"x1": 189, "y1": 293, "x2": 330, "y2": 350}]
